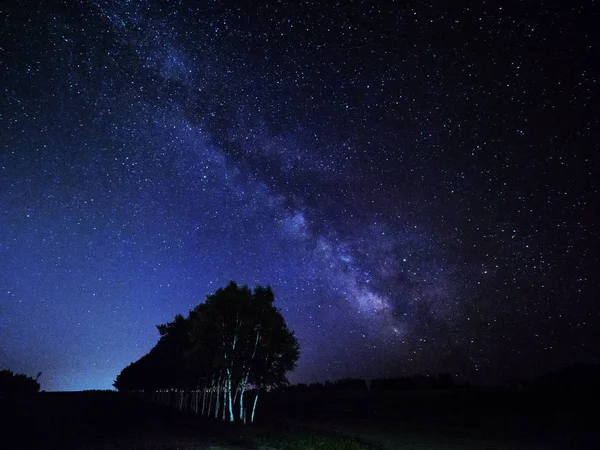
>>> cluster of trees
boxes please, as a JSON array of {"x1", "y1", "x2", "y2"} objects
[
  {"x1": 114, "y1": 282, "x2": 300, "y2": 424},
  {"x1": 371, "y1": 373, "x2": 455, "y2": 390},
  {"x1": 0, "y1": 370, "x2": 41, "y2": 395},
  {"x1": 529, "y1": 363, "x2": 600, "y2": 393},
  {"x1": 287, "y1": 373, "x2": 456, "y2": 392}
]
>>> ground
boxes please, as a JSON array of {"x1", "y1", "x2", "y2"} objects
[{"x1": 1, "y1": 389, "x2": 597, "y2": 449}]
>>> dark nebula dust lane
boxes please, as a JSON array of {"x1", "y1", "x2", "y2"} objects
[{"x1": 1, "y1": 1, "x2": 598, "y2": 391}]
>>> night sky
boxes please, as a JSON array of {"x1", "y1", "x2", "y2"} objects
[{"x1": 1, "y1": 1, "x2": 598, "y2": 391}]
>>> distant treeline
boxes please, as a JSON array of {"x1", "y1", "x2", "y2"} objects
[
  {"x1": 283, "y1": 364, "x2": 600, "y2": 394},
  {"x1": 0, "y1": 369, "x2": 41, "y2": 395},
  {"x1": 527, "y1": 363, "x2": 600, "y2": 392},
  {"x1": 286, "y1": 373, "x2": 456, "y2": 392}
]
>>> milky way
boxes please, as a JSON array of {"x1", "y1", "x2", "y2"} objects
[{"x1": 1, "y1": 1, "x2": 598, "y2": 390}]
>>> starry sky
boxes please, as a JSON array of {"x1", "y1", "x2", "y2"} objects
[{"x1": 1, "y1": 1, "x2": 598, "y2": 391}]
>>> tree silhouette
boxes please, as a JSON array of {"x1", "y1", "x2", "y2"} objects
[
  {"x1": 0, "y1": 370, "x2": 41, "y2": 395},
  {"x1": 114, "y1": 282, "x2": 299, "y2": 424},
  {"x1": 114, "y1": 314, "x2": 196, "y2": 391}
]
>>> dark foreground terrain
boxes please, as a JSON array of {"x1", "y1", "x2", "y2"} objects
[
  {"x1": 263, "y1": 386, "x2": 600, "y2": 449},
  {"x1": 1, "y1": 388, "x2": 598, "y2": 449}
]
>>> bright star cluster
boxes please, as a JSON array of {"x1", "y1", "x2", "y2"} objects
[{"x1": 1, "y1": 1, "x2": 598, "y2": 390}]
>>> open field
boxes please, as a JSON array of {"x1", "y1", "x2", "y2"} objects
[
  {"x1": 1, "y1": 389, "x2": 597, "y2": 449},
  {"x1": 1, "y1": 391, "x2": 369, "y2": 450},
  {"x1": 260, "y1": 388, "x2": 599, "y2": 449},
  {"x1": 263, "y1": 388, "x2": 599, "y2": 442}
]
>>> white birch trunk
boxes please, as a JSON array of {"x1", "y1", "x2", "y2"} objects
[
  {"x1": 251, "y1": 390, "x2": 259, "y2": 423},
  {"x1": 239, "y1": 388, "x2": 245, "y2": 424},
  {"x1": 233, "y1": 385, "x2": 239, "y2": 405},
  {"x1": 214, "y1": 383, "x2": 220, "y2": 419},
  {"x1": 221, "y1": 378, "x2": 227, "y2": 421},
  {"x1": 227, "y1": 372, "x2": 234, "y2": 422},
  {"x1": 208, "y1": 375, "x2": 216, "y2": 416},
  {"x1": 208, "y1": 387, "x2": 213, "y2": 416}
]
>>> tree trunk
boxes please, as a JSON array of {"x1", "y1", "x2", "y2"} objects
[
  {"x1": 250, "y1": 390, "x2": 259, "y2": 423},
  {"x1": 207, "y1": 375, "x2": 216, "y2": 416},
  {"x1": 239, "y1": 374, "x2": 248, "y2": 424},
  {"x1": 208, "y1": 387, "x2": 213, "y2": 416},
  {"x1": 227, "y1": 371, "x2": 235, "y2": 422},
  {"x1": 214, "y1": 384, "x2": 220, "y2": 419},
  {"x1": 221, "y1": 379, "x2": 227, "y2": 421},
  {"x1": 239, "y1": 388, "x2": 246, "y2": 424}
]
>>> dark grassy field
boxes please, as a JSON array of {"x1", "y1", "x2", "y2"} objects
[
  {"x1": 1, "y1": 391, "x2": 369, "y2": 449},
  {"x1": 1, "y1": 388, "x2": 598, "y2": 449},
  {"x1": 260, "y1": 387, "x2": 599, "y2": 449}
]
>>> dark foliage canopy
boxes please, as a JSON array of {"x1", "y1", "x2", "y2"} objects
[
  {"x1": 114, "y1": 282, "x2": 299, "y2": 394},
  {"x1": 0, "y1": 369, "x2": 41, "y2": 395}
]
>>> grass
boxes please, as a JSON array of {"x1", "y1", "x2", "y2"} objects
[
  {"x1": 256, "y1": 434, "x2": 368, "y2": 450},
  {"x1": 252, "y1": 417, "x2": 556, "y2": 450},
  {"x1": 249, "y1": 424, "x2": 372, "y2": 450},
  {"x1": 2, "y1": 391, "x2": 595, "y2": 449}
]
